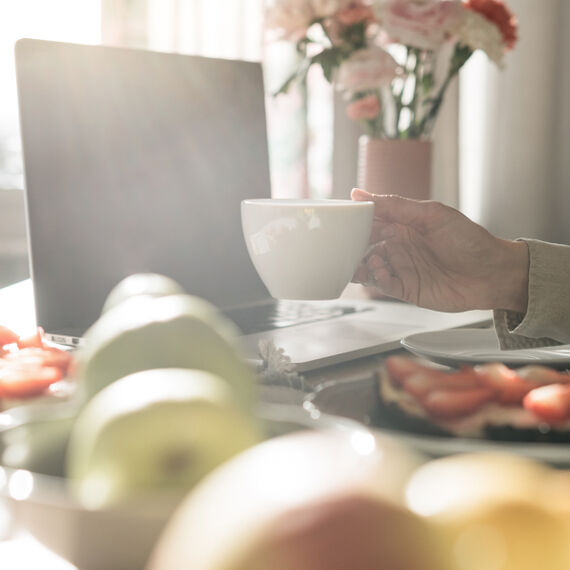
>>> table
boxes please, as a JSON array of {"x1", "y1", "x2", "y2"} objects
[{"x1": 0, "y1": 279, "x2": 492, "y2": 569}]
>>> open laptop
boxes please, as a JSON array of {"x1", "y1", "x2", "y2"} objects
[{"x1": 15, "y1": 38, "x2": 491, "y2": 371}]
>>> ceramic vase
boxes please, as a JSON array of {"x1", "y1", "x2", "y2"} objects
[{"x1": 357, "y1": 136, "x2": 432, "y2": 200}]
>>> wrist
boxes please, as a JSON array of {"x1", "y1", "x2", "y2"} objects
[{"x1": 492, "y1": 239, "x2": 529, "y2": 313}]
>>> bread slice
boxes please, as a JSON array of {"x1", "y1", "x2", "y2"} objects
[{"x1": 374, "y1": 356, "x2": 570, "y2": 443}]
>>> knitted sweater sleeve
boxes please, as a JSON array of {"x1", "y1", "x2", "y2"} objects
[{"x1": 493, "y1": 239, "x2": 570, "y2": 349}]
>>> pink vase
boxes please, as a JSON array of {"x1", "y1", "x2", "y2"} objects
[{"x1": 357, "y1": 136, "x2": 432, "y2": 200}]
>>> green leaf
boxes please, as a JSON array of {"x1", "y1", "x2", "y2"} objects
[
  {"x1": 450, "y1": 44, "x2": 473, "y2": 76},
  {"x1": 311, "y1": 48, "x2": 342, "y2": 83}
]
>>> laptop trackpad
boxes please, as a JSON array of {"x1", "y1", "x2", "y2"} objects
[{"x1": 240, "y1": 315, "x2": 412, "y2": 372}]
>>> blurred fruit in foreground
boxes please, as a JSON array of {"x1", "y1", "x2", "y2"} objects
[
  {"x1": 76, "y1": 292, "x2": 257, "y2": 406},
  {"x1": 406, "y1": 452, "x2": 570, "y2": 570},
  {"x1": 101, "y1": 273, "x2": 185, "y2": 314},
  {"x1": 146, "y1": 429, "x2": 447, "y2": 570},
  {"x1": 67, "y1": 368, "x2": 262, "y2": 509}
]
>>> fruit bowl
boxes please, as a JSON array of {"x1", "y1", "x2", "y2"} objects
[{"x1": 0, "y1": 402, "x2": 368, "y2": 570}]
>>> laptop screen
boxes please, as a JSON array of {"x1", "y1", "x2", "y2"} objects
[{"x1": 15, "y1": 39, "x2": 271, "y2": 339}]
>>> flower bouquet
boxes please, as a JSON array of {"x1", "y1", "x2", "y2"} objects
[{"x1": 265, "y1": 0, "x2": 518, "y2": 140}]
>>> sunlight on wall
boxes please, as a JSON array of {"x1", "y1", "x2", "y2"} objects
[{"x1": 459, "y1": 51, "x2": 487, "y2": 223}]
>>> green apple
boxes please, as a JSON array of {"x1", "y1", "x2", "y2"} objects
[
  {"x1": 147, "y1": 429, "x2": 446, "y2": 570},
  {"x1": 76, "y1": 293, "x2": 257, "y2": 407},
  {"x1": 101, "y1": 273, "x2": 186, "y2": 314},
  {"x1": 66, "y1": 368, "x2": 262, "y2": 509}
]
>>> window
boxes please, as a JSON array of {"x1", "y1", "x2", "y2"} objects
[{"x1": 0, "y1": 0, "x2": 102, "y2": 190}]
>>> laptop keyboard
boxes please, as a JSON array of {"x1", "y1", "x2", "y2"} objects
[{"x1": 224, "y1": 301, "x2": 369, "y2": 335}]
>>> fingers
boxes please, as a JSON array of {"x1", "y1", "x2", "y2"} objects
[
  {"x1": 366, "y1": 253, "x2": 404, "y2": 299},
  {"x1": 351, "y1": 187, "x2": 435, "y2": 230},
  {"x1": 369, "y1": 220, "x2": 398, "y2": 244},
  {"x1": 353, "y1": 242, "x2": 406, "y2": 300}
]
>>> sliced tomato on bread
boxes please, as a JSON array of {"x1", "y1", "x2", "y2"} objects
[
  {"x1": 0, "y1": 363, "x2": 64, "y2": 399},
  {"x1": 523, "y1": 384, "x2": 570, "y2": 424}
]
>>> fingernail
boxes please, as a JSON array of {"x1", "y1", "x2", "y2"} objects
[{"x1": 351, "y1": 188, "x2": 372, "y2": 200}]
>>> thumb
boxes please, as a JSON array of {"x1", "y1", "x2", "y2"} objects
[{"x1": 351, "y1": 188, "x2": 432, "y2": 228}]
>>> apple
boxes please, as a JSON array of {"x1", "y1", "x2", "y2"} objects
[
  {"x1": 405, "y1": 452, "x2": 570, "y2": 570},
  {"x1": 101, "y1": 273, "x2": 186, "y2": 313},
  {"x1": 147, "y1": 429, "x2": 448, "y2": 570},
  {"x1": 66, "y1": 368, "x2": 262, "y2": 509},
  {"x1": 75, "y1": 293, "x2": 257, "y2": 406}
]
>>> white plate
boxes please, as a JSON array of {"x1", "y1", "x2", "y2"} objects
[
  {"x1": 304, "y1": 376, "x2": 570, "y2": 467},
  {"x1": 400, "y1": 328, "x2": 570, "y2": 369}
]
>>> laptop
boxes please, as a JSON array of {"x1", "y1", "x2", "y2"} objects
[{"x1": 15, "y1": 38, "x2": 491, "y2": 371}]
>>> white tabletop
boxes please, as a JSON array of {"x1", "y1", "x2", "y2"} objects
[
  {"x1": 0, "y1": 280, "x2": 75, "y2": 568},
  {"x1": 0, "y1": 279, "x2": 36, "y2": 336}
]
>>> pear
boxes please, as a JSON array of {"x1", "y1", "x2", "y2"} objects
[
  {"x1": 66, "y1": 368, "x2": 262, "y2": 509},
  {"x1": 76, "y1": 293, "x2": 257, "y2": 406},
  {"x1": 101, "y1": 273, "x2": 185, "y2": 314}
]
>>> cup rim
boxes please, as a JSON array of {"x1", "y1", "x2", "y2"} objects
[{"x1": 241, "y1": 198, "x2": 374, "y2": 207}]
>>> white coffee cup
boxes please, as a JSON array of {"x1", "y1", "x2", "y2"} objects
[{"x1": 241, "y1": 198, "x2": 374, "y2": 300}]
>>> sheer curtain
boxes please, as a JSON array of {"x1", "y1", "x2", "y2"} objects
[
  {"x1": 100, "y1": 1, "x2": 459, "y2": 206},
  {"x1": 459, "y1": 0, "x2": 570, "y2": 244},
  {"x1": 101, "y1": 0, "x2": 570, "y2": 240},
  {"x1": 102, "y1": 0, "x2": 317, "y2": 199}
]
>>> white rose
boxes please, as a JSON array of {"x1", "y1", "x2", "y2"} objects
[
  {"x1": 457, "y1": 10, "x2": 504, "y2": 67},
  {"x1": 265, "y1": 0, "x2": 355, "y2": 40}
]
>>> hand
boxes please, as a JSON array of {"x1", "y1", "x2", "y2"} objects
[{"x1": 351, "y1": 188, "x2": 529, "y2": 313}]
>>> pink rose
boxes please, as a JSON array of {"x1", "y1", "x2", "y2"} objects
[
  {"x1": 323, "y1": 2, "x2": 376, "y2": 44},
  {"x1": 335, "y1": 46, "x2": 400, "y2": 93},
  {"x1": 374, "y1": 0, "x2": 465, "y2": 50},
  {"x1": 346, "y1": 94, "x2": 381, "y2": 120},
  {"x1": 265, "y1": 0, "x2": 355, "y2": 40}
]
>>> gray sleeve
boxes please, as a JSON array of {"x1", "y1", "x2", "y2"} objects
[{"x1": 494, "y1": 238, "x2": 570, "y2": 349}]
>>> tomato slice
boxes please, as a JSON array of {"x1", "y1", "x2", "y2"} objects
[
  {"x1": 0, "y1": 325, "x2": 19, "y2": 348},
  {"x1": 402, "y1": 369, "x2": 482, "y2": 400},
  {"x1": 421, "y1": 387, "x2": 495, "y2": 419},
  {"x1": 3, "y1": 346, "x2": 73, "y2": 375},
  {"x1": 0, "y1": 323, "x2": 74, "y2": 401},
  {"x1": 475, "y1": 363, "x2": 535, "y2": 405},
  {"x1": 523, "y1": 384, "x2": 570, "y2": 424},
  {"x1": 384, "y1": 356, "x2": 441, "y2": 386},
  {"x1": 0, "y1": 364, "x2": 63, "y2": 399}
]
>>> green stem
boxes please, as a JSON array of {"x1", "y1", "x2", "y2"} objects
[
  {"x1": 407, "y1": 48, "x2": 423, "y2": 138},
  {"x1": 416, "y1": 44, "x2": 473, "y2": 136}
]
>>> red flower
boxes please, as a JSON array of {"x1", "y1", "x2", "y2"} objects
[{"x1": 464, "y1": 0, "x2": 518, "y2": 50}]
